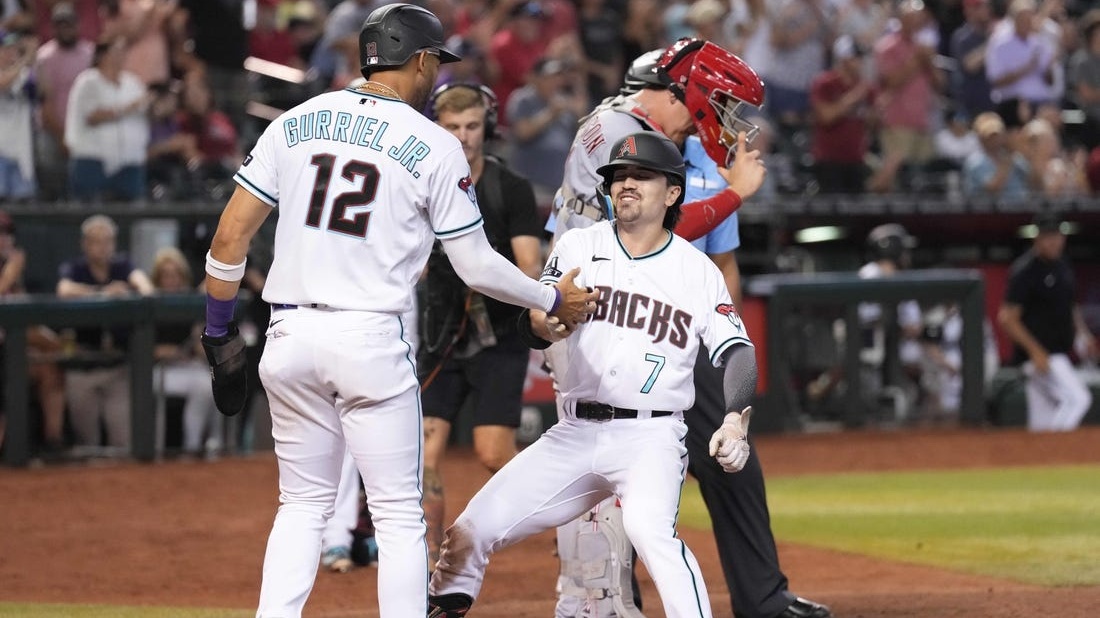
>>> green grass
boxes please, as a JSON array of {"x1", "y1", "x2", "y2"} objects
[
  {"x1": 0, "y1": 604, "x2": 251, "y2": 617},
  {"x1": 678, "y1": 464, "x2": 1100, "y2": 586}
]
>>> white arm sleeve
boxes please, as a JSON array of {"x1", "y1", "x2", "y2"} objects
[{"x1": 441, "y1": 230, "x2": 557, "y2": 312}]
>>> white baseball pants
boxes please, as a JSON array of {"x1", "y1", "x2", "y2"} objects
[{"x1": 255, "y1": 307, "x2": 427, "y2": 617}]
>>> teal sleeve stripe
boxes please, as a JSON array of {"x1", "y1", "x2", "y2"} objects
[
  {"x1": 709, "y1": 336, "x2": 754, "y2": 366},
  {"x1": 234, "y1": 173, "x2": 277, "y2": 205},
  {"x1": 435, "y1": 217, "x2": 483, "y2": 238}
]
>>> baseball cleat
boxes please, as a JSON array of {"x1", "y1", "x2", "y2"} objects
[
  {"x1": 427, "y1": 592, "x2": 473, "y2": 617},
  {"x1": 321, "y1": 546, "x2": 354, "y2": 573},
  {"x1": 776, "y1": 596, "x2": 832, "y2": 618}
]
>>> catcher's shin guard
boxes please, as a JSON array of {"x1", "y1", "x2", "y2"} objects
[{"x1": 554, "y1": 498, "x2": 646, "y2": 618}]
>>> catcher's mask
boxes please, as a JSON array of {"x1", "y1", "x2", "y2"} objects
[{"x1": 657, "y1": 38, "x2": 765, "y2": 168}]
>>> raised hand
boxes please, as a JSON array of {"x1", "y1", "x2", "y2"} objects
[{"x1": 718, "y1": 132, "x2": 766, "y2": 202}]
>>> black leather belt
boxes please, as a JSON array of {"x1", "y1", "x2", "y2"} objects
[{"x1": 574, "y1": 402, "x2": 674, "y2": 421}]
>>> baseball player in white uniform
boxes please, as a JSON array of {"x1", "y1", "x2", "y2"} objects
[
  {"x1": 427, "y1": 131, "x2": 758, "y2": 618},
  {"x1": 198, "y1": 5, "x2": 596, "y2": 617}
]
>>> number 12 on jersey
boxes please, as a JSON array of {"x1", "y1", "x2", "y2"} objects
[
  {"x1": 307, "y1": 153, "x2": 380, "y2": 238},
  {"x1": 641, "y1": 353, "x2": 666, "y2": 394}
]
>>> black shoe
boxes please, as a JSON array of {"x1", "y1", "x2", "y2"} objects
[
  {"x1": 777, "y1": 596, "x2": 832, "y2": 618},
  {"x1": 427, "y1": 592, "x2": 473, "y2": 617}
]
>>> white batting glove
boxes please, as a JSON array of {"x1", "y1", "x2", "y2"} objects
[{"x1": 708, "y1": 406, "x2": 752, "y2": 473}]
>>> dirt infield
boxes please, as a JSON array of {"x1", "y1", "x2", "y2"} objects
[{"x1": 3, "y1": 426, "x2": 1100, "y2": 617}]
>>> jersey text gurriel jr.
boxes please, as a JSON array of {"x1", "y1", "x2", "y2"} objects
[
  {"x1": 591, "y1": 285, "x2": 691, "y2": 349},
  {"x1": 282, "y1": 106, "x2": 432, "y2": 176}
]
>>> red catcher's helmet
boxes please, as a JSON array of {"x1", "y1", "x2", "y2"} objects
[{"x1": 657, "y1": 38, "x2": 765, "y2": 167}]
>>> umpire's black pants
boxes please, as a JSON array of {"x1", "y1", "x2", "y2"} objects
[{"x1": 684, "y1": 348, "x2": 795, "y2": 618}]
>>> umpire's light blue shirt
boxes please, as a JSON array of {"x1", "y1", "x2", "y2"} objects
[{"x1": 684, "y1": 136, "x2": 740, "y2": 254}]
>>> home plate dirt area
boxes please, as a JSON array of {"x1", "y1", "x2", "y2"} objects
[{"x1": 2, "y1": 426, "x2": 1099, "y2": 617}]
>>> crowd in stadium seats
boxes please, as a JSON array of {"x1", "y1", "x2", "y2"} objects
[{"x1": 3, "y1": 0, "x2": 1100, "y2": 204}]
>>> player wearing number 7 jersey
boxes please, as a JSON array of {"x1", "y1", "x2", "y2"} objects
[
  {"x1": 199, "y1": 4, "x2": 596, "y2": 617},
  {"x1": 427, "y1": 131, "x2": 758, "y2": 618}
]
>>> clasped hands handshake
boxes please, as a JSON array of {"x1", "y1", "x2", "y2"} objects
[{"x1": 534, "y1": 267, "x2": 599, "y2": 343}]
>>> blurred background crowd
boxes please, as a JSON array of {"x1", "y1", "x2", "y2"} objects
[{"x1": 5, "y1": 0, "x2": 1100, "y2": 205}]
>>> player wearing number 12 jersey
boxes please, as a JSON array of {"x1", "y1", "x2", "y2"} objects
[{"x1": 199, "y1": 4, "x2": 596, "y2": 617}]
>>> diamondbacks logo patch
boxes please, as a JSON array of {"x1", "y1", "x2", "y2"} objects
[
  {"x1": 715, "y1": 303, "x2": 744, "y2": 332},
  {"x1": 458, "y1": 175, "x2": 476, "y2": 202},
  {"x1": 617, "y1": 136, "x2": 638, "y2": 158}
]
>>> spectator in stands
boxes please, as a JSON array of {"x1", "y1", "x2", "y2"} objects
[
  {"x1": 33, "y1": 2, "x2": 94, "y2": 201},
  {"x1": 869, "y1": 0, "x2": 945, "y2": 193},
  {"x1": 1068, "y1": 9, "x2": 1100, "y2": 150},
  {"x1": 30, "y1": 0, "x2": 101, "y2": 44},
  {"x1": 998, "y1": 211, "x2": 1096, "y2": 432},
  {"x1": 835, "y1": 0, "x2": 890, "y2": 57},
  {"x1": 684, "y1": 0, "x2": 729, "y2": 47},
  {"x1": 620, "y1": 0, "x2": 662, "y2": 64},
  {"x1": 146, "y1": 80, "x2": 196, "y2": 198},
  {"x1": 250, "y1": 0, "x2": 305, "y2": 69},
  {"x1": 57, "y1": 215, "x2": 154, "y2": 451},
  {"x1": 435, "y1": 35, "x2": 491, "y2": 89},
  {"x1": 1020, "y1": 116, "x2": 1089, "y2": 196},
  {"x1": 506, "y1": 56, "x2": 586, "y2": 207},
  {"x1": 985, "y1": 0, "x2": 1058, "y2": 129},
  {"x1": 489, "y1": 1, "x2": 554, "y2": 126},
  {"x1": 949, "y1": 0, "x2": 997, "y2": 119},
  {"x1": 0, "y1": 210, "x2": 68, "y2": 458},
  {"x1": 65, "y1": 37, "x2": 150, "y2": 203},
  {"x1": 723, "y1": 0, "x2": 771, "y2": 83},
  {"x1": 809, "y1": 34, "x2": 875, "y2": 194},
  {"x1": 0, "y1": 29, "x2": 36, "y2": 201},
  {"x1": 762, "y1": 0, "x2": 830, "y2": 131},
  {"x1": 962, "y1": 111, "x2": 1038, "y2": 199},
  {"x1": 176, "y1": 0, "x2": 249, "y2": 140},
  {"x1": 308, "y1": 0, "x2": 375, "y2": 88},
  {"x1": 934, "y1": 109, "x2": 982, "y2": 169},
  {"x1": 101, "y1": 0, "x2": 174, "y2": 86},
  {"x1": 177, "y1": 71, "x2": 242, "y2": 188},
  {"x1": 575, "y1": 0, "x2": 624, "y2": 107},
  {"x1": 150, "y1": 246, "x2": 221, "y2": 458}
]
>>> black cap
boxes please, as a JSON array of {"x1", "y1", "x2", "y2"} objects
[{"x1": 1032, "y1": 211, "x2": 1064, "y2": 234}]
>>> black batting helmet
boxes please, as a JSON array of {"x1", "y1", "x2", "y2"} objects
[
  {"x1": 866, "y1": 223, "x2": 917, "y2": 264},
  {"x1": 359, "y1": 3, "x2": 460, "y2": 76},
  {"x1": 597, "y1": 132, "x2": 686, "y2": 228},
  {"x1": 620, "y1": 48, "x2": 669, "y2": 96}
]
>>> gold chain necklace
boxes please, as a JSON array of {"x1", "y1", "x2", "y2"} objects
[{"x1": 358, "y1": 80, "x2": 403, "y2": 101}]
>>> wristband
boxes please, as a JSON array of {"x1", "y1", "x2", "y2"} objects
[
  {"x1": 205, "y1": 294, "x2": 237, "y2": 338},
  {"x1": 205, "y1": 250, "x2": 247, "y2": 282},
  {"x1": 549, "y1": 288, "x2": 562, "y2": 314},
  {"x1": 516, "y1": 309, "x2": 553, "y2": 350}
]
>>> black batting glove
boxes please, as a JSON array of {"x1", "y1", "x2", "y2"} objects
[{"x1": 201, "y1": 322, "x2": 249, "y2": 417}]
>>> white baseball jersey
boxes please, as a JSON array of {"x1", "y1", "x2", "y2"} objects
[
  {"x1": 541, "y1": 221, "x2": 753, "y2": 413},
  {"x1": 546, "y1": 98, "x2": 659, "y2": 239},
  {"x1": 235, "y1": 86, "x2": 483, "y2": 313}
]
